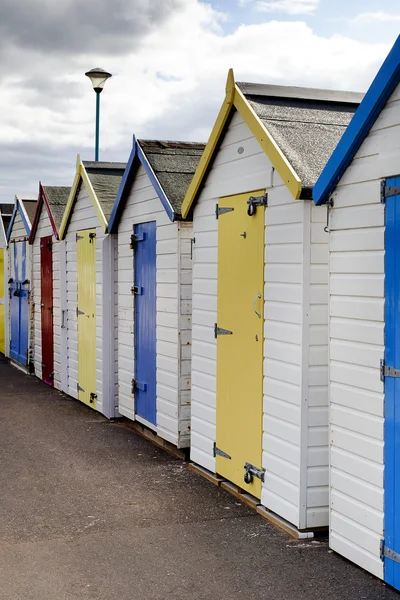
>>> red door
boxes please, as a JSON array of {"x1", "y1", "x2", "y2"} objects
[{"x1": 40, "y1": 236, "x2": 54, "y2": 386}]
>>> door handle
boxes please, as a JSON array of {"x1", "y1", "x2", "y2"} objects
[{"x1": 253, "y1": 293, "x2": 262, "y2": 318}]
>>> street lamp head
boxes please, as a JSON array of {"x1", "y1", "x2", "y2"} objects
[{"x1": 85, "y1": 67, "x2": 112, "y2": 93}]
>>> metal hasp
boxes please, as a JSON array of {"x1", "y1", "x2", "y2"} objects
[
  {"x1": 89, "y1": 392, "x2": 97, "y2": 404},
  {"x1": 244, "y1": 462, "x2": 265, "y2": 485},
  {"x1": 89, "y1": 232, "x2": 96, "y2": 243},
  {"x1": 381, "y1": 540, "x2": 400, "y2": 564},
  {"x1": 213, "y1": 442, "x2": 231, "y2": 460},
  {"x1": 131, "y1": 378, "x2": 148, "y2": 394},
  {"x1": 131, "y1": 286, "x2": 143, "y2": 295},
  {"x1": 214, "y1": 323, "x2": 233, "y2": 338},
  {"x1": 247, "y1": 192, "x2": 268, "y2": 216},
  {"x1": 380, "y1": 359, "x2": 400, "y2": 382},
  {"x1": 216, "y1": 205, "x2": 234, "y2": 219},
  {"x1": 130, "y1": 232, "x2": 146, "y2": 249},
  {"x1": 381, "y1": 179, "x2": 400, "y2": 203}
]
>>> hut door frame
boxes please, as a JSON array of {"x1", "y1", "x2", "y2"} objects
[{"x1": 40, "y1": 236, "x2": 54, "y2": 386}]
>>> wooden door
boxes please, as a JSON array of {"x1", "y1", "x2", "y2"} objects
[
  {"x1": 0, "y1": 248, "x2": 4, "y2": 354},
  {"x1": 77, "y1": 230, "x2": 97, "y2": 409},
  {"x1": 40, "y1": 236, "x2": 54, "y2": 386},
  {"x1": 10, "y1": 240, "x2": 29, "y2": 366},
  {"x1": 216, "y1": 191, "x2": 265, "y2": 499},
  {"x1": 133, "y1": 221, "x2": 157, "y2": 426}
]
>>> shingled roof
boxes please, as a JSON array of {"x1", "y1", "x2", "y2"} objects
[
  {"x1": 138, "y1": 140, "x2": 205, "y2": 215},
  {"x1": 237, "y1": 82, "x2": 363, "y2": 192},
  {"x1": 83, "y1": 162, "x2": 126, "y2": 221},
  {"x1": 20, "y1": 198, "x2": 38, "y2": 227},
  {"x1": 42, "y1": 186, "x2": 71, "y2": 231}
]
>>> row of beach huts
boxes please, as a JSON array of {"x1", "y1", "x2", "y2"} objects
[{"x1": 1, "y1": 34, "x2": 400, "y2": 590}]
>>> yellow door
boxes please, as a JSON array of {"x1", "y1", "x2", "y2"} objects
[
  {"x1": 77, "y1": 229, "x2": 97, "y2": 409},
  {"x1": 216, "y1": 190, "x2": 265, "y2": 499},
  {"x1": 0, "y1": 249, "x2": 4, "y2": 354}
]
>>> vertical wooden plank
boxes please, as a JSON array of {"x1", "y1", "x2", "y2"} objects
[{"x1": 40, "y1": 236, "x2": 54, "y2": 386}]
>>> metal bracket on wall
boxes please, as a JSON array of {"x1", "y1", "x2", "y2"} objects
[
  {"x1": 381, "y1": 540, "x2": 400, "y2": 564},
  {"x1": 381, "y1": 179, "x2": 400, "y2": 203},
  {"x1": 214, "y1": 324, "x2": 233, "y2": 338},
  {"x1": 380, "y1": 359, "x2": 400, "y2": 382},
  {"x1": 215, "y1": 205, "x2": 234, "y2": 219},
  {"x1": 213, "y1": 443, "x2": 231, "y2": 459}
]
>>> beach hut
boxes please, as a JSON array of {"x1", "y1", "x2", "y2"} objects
[
  {"x1": 29, "y1": 184, "x2": 70, "y2": 388},
  {"x1": 181, "y1": 69, "x2": 362, "y2": 534},
  {"x1": 108, "y1": 138, "x2": 205, "y2": 447},
  {"x1": 312, "y1": 36, "x2": 400, "y2": 585},
  {"x1": 0, "y1": 207, "x2": 12, "y2": 354},
  {"x1": 58, "y1": 156, "x2": 125, "y2": 418},
  {"x1": 6, "y1": 196, "x2": 37, "y2": 368}
]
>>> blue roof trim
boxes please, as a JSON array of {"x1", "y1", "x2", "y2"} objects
[
  {"x1": 6, "y1": 198, "x2": 31, "y2": 243},
  {"x1": 108, "y1": 138, "x2": 138, "y2": 233},
  {"x1": 108, "y1": 136, "x2": 177, "y2": 233},
  {"x1": 313, "y1": 35, "x2": 400, "y2": 205},
  {"x1": 136, "y1": 142, "x2": 176, "y2": 223}
]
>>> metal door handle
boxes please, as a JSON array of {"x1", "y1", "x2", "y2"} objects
[{"x1": 253, "y1": 293, "x2": 262, "y2": 318}]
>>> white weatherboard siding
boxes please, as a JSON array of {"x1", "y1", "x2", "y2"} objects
[
  {"x1": 190, "y1": 110, "x2": 329, "y2": 529},
  {"x1": 327, "y1": 86, "x2": 400, "y2": 579},
  {"x1": 65, "y1": 186, "x2": 117, "y2": 418},
  {"x1": 117, "y1": 164, "x2": 192, "y2": 448},
  {"x1": 31, "y1": 212, "x2": 62, "y2": 390}
]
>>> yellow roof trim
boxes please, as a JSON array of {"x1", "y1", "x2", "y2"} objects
[
  {"x1": 181, "y1": 69, "x2": 235, "y2": 219},
  {"x1": 181, "y1": 70, "x2": 303, "y2": 218},
  {"x1": 58, "y1": 155, "x2": 108, "y2": 239},
  {"x1": 233, "y1": 86, "x2": 302, "y2": 200}
]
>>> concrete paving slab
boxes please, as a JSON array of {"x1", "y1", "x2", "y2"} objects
[{"x1": 0, "y1": 360, "x2": 398, "y2": 599}]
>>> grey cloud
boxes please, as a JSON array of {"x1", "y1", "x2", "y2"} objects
[{"x1": 0, "y1": 0, "x2": 183, "y2": 57}]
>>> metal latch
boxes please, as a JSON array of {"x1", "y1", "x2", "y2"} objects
[
  {"x1": 214, "y1": 324, "x2": 233, "y2": 338},
  {"x1": 131, "y1": 286, "x2": 143, "y2": 295},
  {"x1": 216, "y1": 205, "x2": 234, "y2": 219},
  {"x1": 89, "y1": 232, "x2": 96, "y2": 243},
  {"x1": 381, "y1": 180, "x2": 400, "y2": 203},
  {"x1": 380, "y1": 359, "x2": 400, "y2": 382},
  {"x1": 213, "y1": 443, "x2": 231, "y2": 459},
  {"x1": 244, "y1": 462, "x2": 265, "y2": 484},
  {"x1": 381, "y1": 540, "x2": 400, "y2": 564},
  {"x1": 131, "y1": 379, "x2": 148, "y2": 393},
  {"x1": 247, "y1": 192, "x2": 268, "y2": 216},
  {"x1": 130, "y1": 232, "x2": 145, "y2": 248},
  {"x1": 89, "y1": 392, "x2": 97, "y2": 403}
]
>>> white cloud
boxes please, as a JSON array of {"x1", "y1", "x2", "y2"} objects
[
  {"x1": 0, "y1": 0, "x2": 393, "y2": 201},
  {"x1": 352, "y1": 11, "x2": 400, "y2": 24},
  {"x1": 254, "y1": 0, "x2": 319, "y2": 15}
]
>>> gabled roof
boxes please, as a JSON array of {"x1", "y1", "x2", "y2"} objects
[
  {"x1": 108, "y1": 137, "x2": 205, "y2": 231},
  {"x1": 0, "y1": 213, "x2": 8, "y2": 247},
  {"x1": 58, "y1": 155, "x2": 126, "y2": 239},
  {"x1": 181, "y1": 70, "x2": 362, "y2": 218},
  {"x1": 313, "y1": 35, "x2": 400, "y2": 205},
  {"x1": 6, "y1": 196, "x2": 37, "y2": 243},
  {"x1": 29, "y1": 184, "x2": 71, "y2": 243}
]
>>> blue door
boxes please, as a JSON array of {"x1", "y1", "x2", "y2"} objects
[
  {"x1": 133, "y1": 221, "x2": 157, "y2": 425},
  {"x1": 384, "y1": 176, "x2": 400, "y2": 589},
  {"x1": 10, "y1": 240, "x2": 29, "y2": 366}
]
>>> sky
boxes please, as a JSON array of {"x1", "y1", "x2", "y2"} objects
[{"x1": 0, "y1": 0, "x2": 398, "y2": 203}]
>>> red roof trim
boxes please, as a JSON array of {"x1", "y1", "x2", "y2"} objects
[{"x1": 29, "y1": 183, "x2": 59, "y2": 244}]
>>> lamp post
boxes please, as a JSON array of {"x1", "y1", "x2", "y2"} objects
[{"x1": 85, "y1": 68, "x2": 112, "y2": 162}]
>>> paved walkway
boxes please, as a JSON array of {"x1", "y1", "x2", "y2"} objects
[{"x1": 0, "y1": 358, "x2": 398, "y2": 600}]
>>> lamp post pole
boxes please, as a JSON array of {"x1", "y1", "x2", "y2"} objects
[
  {"x1": 95, "y1": 91, "x2": 100, "y2": 162},
  {"x1": 85, "y1": 68, "x2": 112, "y2": 162}
]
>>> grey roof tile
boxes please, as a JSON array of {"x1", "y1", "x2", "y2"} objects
[
  {"x1": 42, "y1": 186, "x2": 71, "y2": 231},
  {"x1": 83, "y1": 162, "x2": 126, "y2": 221}
]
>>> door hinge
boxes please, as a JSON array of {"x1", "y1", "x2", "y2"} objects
[
  {"x1": 380, "y1": 540, "x2": 400, "y2": 564},
  {"x1": 216, "y1": 205, "x2": 234, "y2": 219},
  {"x1": 130, "y1": 232, "x2": 146, "y2": 249},
  {"x1": 214, "y1": 323, "x2": 233, "y2": 338},
  {"x1": 131, "y1": 378, "x2": 147, "y2": 393},
  {"x1": 213, "y1": 442, "x2": 231, "y2": 459},
  {"x1": 131, "y1": 286, "x2": 143, "y2": 295},
  {"x1": 89, "y1": 392, "x2": 97, "y2": 403},
  {"x1": 76, "y1": 234, "x2": 84, "y2": 241},
  {"x1": 77, "y1": 383, "x2": 85, "y2": 392},
  {"x1": 380, "y1": 359, "x2": 400, "y2": 382},
  {"x1": 381, "y1": 179, "x2": 400, "y2": 203},
  {"x1": 247, "y1": 192, "x2": 268, "y2": 216},
  {"x1": 76, "y1": 307, "x2": 84, "y2": 317},
  {"x1": 244, "y1": 462, "x2": 266, "y2": 484}
]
